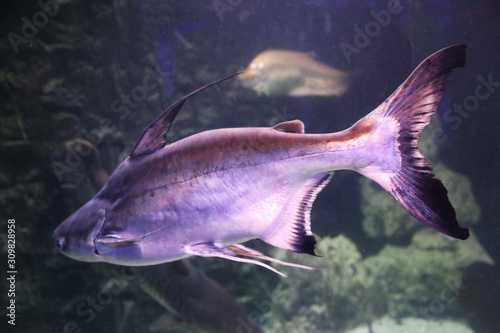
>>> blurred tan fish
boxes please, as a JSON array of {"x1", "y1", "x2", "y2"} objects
[{"x1": 239, "y1": 49, "x2": 350, "y2": 96}]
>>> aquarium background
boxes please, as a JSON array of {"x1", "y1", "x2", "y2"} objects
[{"x1": 1, "y1": 0, "x2": 499, "y2": 332}]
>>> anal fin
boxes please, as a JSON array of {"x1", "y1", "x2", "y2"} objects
[{"x1": 263, "y1": 172, "x2": 333, "y2": 255}]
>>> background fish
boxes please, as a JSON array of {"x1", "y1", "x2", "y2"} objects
[
  {"x1": 53, "y1": 45, "x2": 469, "y2": 277},
  {"x1": 134, "y1": 261, "x2": 261, "y2": 333},
  {"x1": 239, "y1": 49, "x2": 351, "y2": 96}
]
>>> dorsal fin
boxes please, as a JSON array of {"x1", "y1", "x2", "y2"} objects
[
  {"x1": 130, "y1": 71, "x2": 243, "y2": 158},
  {"x1": 272, "y1": 120, "x2": 305, "y2": 133}
]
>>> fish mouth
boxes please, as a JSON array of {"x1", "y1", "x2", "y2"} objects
[
  {"x1": 239, "y1": 76, "x2": 260, "y2": 91},
  {"x1": 52, "y1": 208, "x2": 108, "y2": 260},
  {"x1": 52, "y1": 228, "x2": 96, "y2": 262},
  {"x1": 238, "y1": 71, "x2": 252, "y2": 80},
  {"x1": 52, "y1": 229, "x2": 65, "y2": 253}
]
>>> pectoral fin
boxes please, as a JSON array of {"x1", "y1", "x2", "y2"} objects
[
  {"x1": 97, "y1": 234, "x2": 146, "y2": 248},
  {"x1": 186, "y1": 243, "x2": 321, "y2": 277}
]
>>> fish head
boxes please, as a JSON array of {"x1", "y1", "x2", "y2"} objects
[
  {"x1": 53, "y1": 198, "x2": 111, "y2": 263},
  {"x1": 240, "y1": 50, "x2": 305, "y2": 95},
  {"x1": 239, "y1": 51, "x2": 273, "y2": 89},
  {"x1": 238, "y1": 60, "x2": 264, "y2": 92},
  {"x1": 240, "y1": 57, "x2": 264, "y2": 81}
]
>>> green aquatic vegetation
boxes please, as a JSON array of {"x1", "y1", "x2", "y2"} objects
[
  {"x1": 360, "y1": 177, "x2": 422, "y2": 240},
  {"x1": 266, "y1": 235, "x2": 385, "y2": 332},
  {"x1": 365, "y1": 228, "x2": 492, "y2": 319}
]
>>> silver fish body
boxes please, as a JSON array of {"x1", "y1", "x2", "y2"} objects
[
  {"x1": 91, "y1": 120, "x2": 392, "y2": 264},
  {"x1": 54, "y1": 45, "x2": 470, "y2": 275}
]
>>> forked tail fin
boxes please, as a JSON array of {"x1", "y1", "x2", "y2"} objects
[{"x1": 358, "y1": 45, "x2": 469, "y2": 240}]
